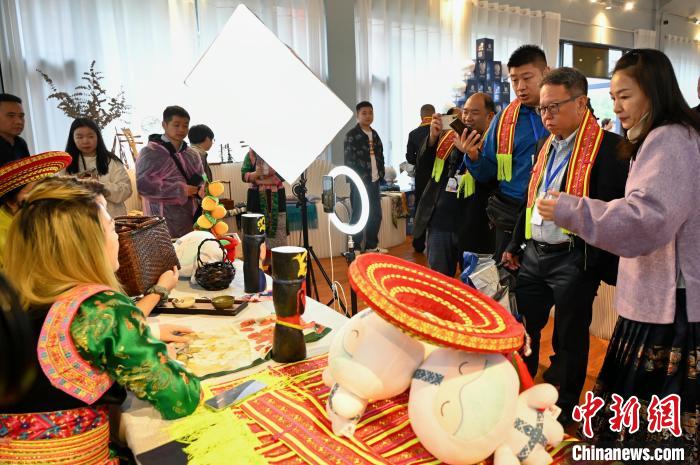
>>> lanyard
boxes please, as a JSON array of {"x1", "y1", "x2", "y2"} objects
[
  {"x1": 528, "y1": 111, "x2": 546, "y2": 142},
  {"x1": 543, "y1": 146, "x2": 572, "y2": 192}
]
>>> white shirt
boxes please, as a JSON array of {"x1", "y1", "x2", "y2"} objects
[
  {"x1": 531, "y1": 129, "x2": 578, "y2": 244},
  {"x1": 363, "y1": 127, "x2": 379, "y2": 182}
]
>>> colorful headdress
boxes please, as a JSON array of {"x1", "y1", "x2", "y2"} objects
[{"x1": 348, "y1": 254, "x2": 525, "y2": 353}]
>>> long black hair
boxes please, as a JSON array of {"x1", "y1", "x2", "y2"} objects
[
  {"x1": 65, "y1": 118, "x2": 122, "y2": 176},
  {"x1": 613, "y1": 49, "x2": 700, "y2": 159}
]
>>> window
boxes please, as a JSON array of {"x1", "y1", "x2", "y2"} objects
[{"x1": 560, "y1": 40, "x2": 629, "y2": 127}]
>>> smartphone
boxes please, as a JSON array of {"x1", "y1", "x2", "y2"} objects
[
  {"x1": 204, "y1": 379, "x2": 267, "y2": 411},
  {"x1": 322, "y1": 175, "x2": 335, "y2": 213},
  {"x1": 449, "y1": 119, "x2": 477, "y2": 137},
  {"x1": 440, "y1": 114, "x2": 457, "y2": 129}
]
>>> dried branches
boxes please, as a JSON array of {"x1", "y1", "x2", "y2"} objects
[{"x1": 37, "y1": 61, "x2": 129, "y2": 129}]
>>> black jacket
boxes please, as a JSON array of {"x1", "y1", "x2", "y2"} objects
[
  {"x1": 406, "y1": 124, "x2": 431, "y2": 199},
  {"x1": 344, "y1": 124, "x2": 384, "y2": 185},
  {"x1": 508, "y1": 130, "x2": 628, "y2": 285},
  {"x1": 414, "y1": 133, "x2": 497, "y2": 254}
]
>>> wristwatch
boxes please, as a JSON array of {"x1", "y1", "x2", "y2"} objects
[{"x1": 145, "y1": 285, "x2": 169, "y2": 303}]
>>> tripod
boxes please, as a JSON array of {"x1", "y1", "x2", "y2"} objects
[{"x1": 292, "y1": 172, "x2": 347, "y2": 313}]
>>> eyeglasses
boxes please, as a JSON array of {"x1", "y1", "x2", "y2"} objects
[{"x1": 535, "y1": 95, "x2": 583, "y2": 116}]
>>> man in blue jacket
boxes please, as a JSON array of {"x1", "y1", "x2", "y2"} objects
[{"x1": 456, "y1": 45, "x2": 550, "y2": 260}]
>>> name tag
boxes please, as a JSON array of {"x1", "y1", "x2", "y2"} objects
[
  {"x1": 445, "y1": 177, "x2": 458, "y2": 193},
  {"x1": 530, "y1": 193, "x2": 544, "y2": 226}
]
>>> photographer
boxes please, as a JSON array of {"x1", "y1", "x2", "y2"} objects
[
  {"x1": 136, "y1": 106, "x2": 204, "y2": 238},
  {"x1": 413, "y1": 93, "x2": 495, "y2": 277}
]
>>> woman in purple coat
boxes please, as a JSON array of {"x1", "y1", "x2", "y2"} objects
[{"x1": 539, "y1": 49, "x2": 699, "y2": 459}]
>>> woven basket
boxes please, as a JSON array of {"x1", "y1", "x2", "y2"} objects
[
  {"x1": 115, "y1": 216, "x2": 180, "y2": 296},
  {"x1": 195, "y1": 238, "x2": 236, "y2": 290}
]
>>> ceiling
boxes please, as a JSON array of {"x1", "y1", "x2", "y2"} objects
[{"x1": 660, "y1": 0, "x2": 700, "y2": 18}]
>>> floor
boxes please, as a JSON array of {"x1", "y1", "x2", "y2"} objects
[{"x1": 309, "y1": 236, "x2": 609, "y2": 406}]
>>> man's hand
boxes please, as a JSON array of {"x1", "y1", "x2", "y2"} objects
[
  {"x1": 157, "y1": 266, "x2": 179, "y2": 291},
  {"x1": 158, "y1": 324, "x2": 195, "y2": 343},
  {"x1": 454, "y1": 129, "x2": 482, "y2": 161},
  {"x1": 186, "y1": 185, "x2": 199, "y2": 197},
  {"x1": 501, "y1": 251, "x2": 521, "y2": 270},
  {"x1": 428, "y1": 113, "x2": 443, "y2": 147},
  {"x1": 537, "y1": 191, "x2": 561, "y2": 221}
]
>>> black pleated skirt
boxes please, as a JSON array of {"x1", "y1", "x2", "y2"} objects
[{"x1": 586, "y1": 290, "x2": 699, "y2": 463}]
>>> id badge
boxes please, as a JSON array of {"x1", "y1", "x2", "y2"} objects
[
  {"x1": 445, "y1": 177, "x2": 458, "y2": 193},
  {"x1": 530, "y1": 193, "x2": 544, "y2": 226}
]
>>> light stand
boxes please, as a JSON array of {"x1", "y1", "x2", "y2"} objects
[
  {"x1": 341, "y1": 236, "x2": 359, "y2": 316},
  {"x1": 292, "y1": 171, "x2": 348, "y2": 314}
]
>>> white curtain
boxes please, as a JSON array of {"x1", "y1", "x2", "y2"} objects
[
  {"x1": 663, "y1": 35, "x2": 700, "y2": 108},
  {"x1": 354, "y1": 0, "x2": 473, "y2": 170},
  {"x1": 470, "y1": 2, "x2": 560, "y2": 70},
  {"x1": 634, "y1": 29, "x2": 656, "y2": 49},
  {"x1": 0, "y1": 0, "x2": 327, "y2": 161}
]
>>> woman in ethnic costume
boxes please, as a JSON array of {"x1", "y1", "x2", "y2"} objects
[
  {"x1": 0, "y1": 177, "x2": 201, "y2": 464},
  {"x1": 538, "y1": 49, "x2": 700, "y2": 462},
  {"x1": 241, "y1": 148, "x2": 288, "y2": 250}
]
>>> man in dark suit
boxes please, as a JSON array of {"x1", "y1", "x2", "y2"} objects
[
  {"x1": 406, "y1": 103, "x2": 435, "y2": 252},
  {"x1": 502, "y1": 68, "x2": 628, "y2": 425},
  {"x1": 413, "y1": 93, "x2": 495, "y2": 277}
]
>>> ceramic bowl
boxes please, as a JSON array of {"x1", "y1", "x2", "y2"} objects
[
  {"x1": 172, "y1": 296, "x2": 196, "y2": 308},
  {"x1": 211, "y1": 295, "x2": 235, "y2": 310}
]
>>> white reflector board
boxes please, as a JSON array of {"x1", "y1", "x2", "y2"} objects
[{"x1": 185, "y1": 5, "x2": 352, "y2": 183}]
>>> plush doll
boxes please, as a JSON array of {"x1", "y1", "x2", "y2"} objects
[
  {"x1": 493, "y1": 384, "x2": 564, "y2": 465},
  {"x1": 408, "y1": 348, "x2": 520, "y2": 465},
  {"x1": 174, "y1": 230, "x2": 219, "y2": 277},
  {"x1": 323, "y1": 308, "x2": 425, "y2": 437}
]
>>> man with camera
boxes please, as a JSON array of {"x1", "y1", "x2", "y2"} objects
[
  {"x1": 413, "y1": 93, "x2": 495, "y2": 277},
  {"x1": 456, "y1": 45, "x2": 550, "y2": 261},
  {"x1": 136, "y1": 105, "x2": 205, "y2": 238},
  {"x1": 503, "y1": 68, "x2": 628, "y2": 424}
]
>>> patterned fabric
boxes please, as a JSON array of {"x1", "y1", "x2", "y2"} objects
[
  {"x1": 412, "y1": 368, "x2": 444, "y2": 386},
  {"x1": 0, "y1": 151, "x2": 71, "y2": 197},
  {"x1": 514, "y1": 411, "x2": 547, "y2": 461},
  {"x1": 344, "y1": 124, "x2": 385, "y2": 185},
  {"x1": 241, "y1": 150, "x2": 286, "y2": 236},
  {"x1": 525, "y1": 109, "x2": 603, "y2": 239},
  {"x1": 586, "y1": 293, "x2": 699, "y2": 464},
  {"x1": 0, "y1": 405, "x2": 117, "y2": 464},
  {"x1": 431, "y1": 130, "x2": 457, "y2": 182},
  {"x1": 37, "y1": 285, "x2": 114, "y2": 404},
  {"x1": 70, "y1": 291, "x2": 201, "y2": 420},
  {"x1": 204, "y1": 355, "x2": 578, "y2": 465},
  {"x1": 495, "y1": 100, "x2": 522, "y2": 182},
  {"x1": 348, "y1": 254, "x2": 524, "y2": 352}
]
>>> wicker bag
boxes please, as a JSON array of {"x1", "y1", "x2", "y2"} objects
[
  {"x1": 115, "y1": 216, "x2": 180, "y2": 296},
  {"x1": 194, "y1": 238, "x2": 235, "y2": 290}
]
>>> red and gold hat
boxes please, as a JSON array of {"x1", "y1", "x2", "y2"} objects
[
  {"x1": 0, "y1": 152, "x2": 72, "y2": 198},
  {"x1": 349, "y1": 253, "x2": 524, "y2": 353}
]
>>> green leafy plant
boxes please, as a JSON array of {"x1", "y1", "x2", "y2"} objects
[{"x1": 37, "y1": 60, "x2": 129, "y2": 129}]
